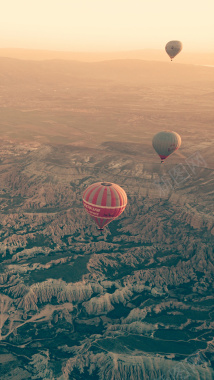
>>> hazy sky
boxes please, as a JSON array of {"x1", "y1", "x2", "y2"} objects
[{"x1": 1, "y1": 0, "x2": 214, "y2": 51}]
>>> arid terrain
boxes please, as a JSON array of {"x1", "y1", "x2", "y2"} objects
[
  {"x1": 0, "y1": 57, "x2": 213, "y2": 379},
  {"x1": 1, "y1": 48, "x2": 214, "y2": 66}
]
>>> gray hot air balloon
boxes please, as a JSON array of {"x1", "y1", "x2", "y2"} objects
[
  {"x1": 165, "y1": 41, "x2": 183, "y2": 61},
  {"x1": 152, "y1": 131, "x2": 181, "y2": 163}
]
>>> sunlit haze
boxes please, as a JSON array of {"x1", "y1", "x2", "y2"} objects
[{"x1": 1, "y1": 0, "x2": 214, "y2": 52}]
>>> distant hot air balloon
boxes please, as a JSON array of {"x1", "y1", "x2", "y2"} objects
[
  {"x1": 82, "y1": 182, "x2": 127, "y2": 230},
  {"x1": 152, "y1": 131, "x2": 181, "y2": 163},
  {"x1": 165, "y1": 41, "x2": 182, "y2": 61}
]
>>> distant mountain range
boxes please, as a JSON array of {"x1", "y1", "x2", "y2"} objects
[
  {"x1": 0, "y1": 55, "x2": 213, "y2": 159},
  {"x1": 0, "y1": 56, "x2": 214, "y2": 87},
  {"x1": 0, "y1": 47, "x2": 214, "y2": 65}
]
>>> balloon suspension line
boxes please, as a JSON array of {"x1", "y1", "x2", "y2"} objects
[{"x1": 158, "y1": 160, "x2": 166, "y2": 183}]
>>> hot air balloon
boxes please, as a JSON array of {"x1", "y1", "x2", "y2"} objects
[
  {"x1": 82, "y1": 182, "x2": 127, "y2": 230},
  {"x1": 152, "y1": 131, "x2": 181, "y2": 163},
  {"x1": 165, "y1": 41, "x2": 182, "y2": 61}
]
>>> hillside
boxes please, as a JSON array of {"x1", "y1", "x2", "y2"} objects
[
  {"x1": 0, "y1": 57, "x2": 213, "y2": 379},
  {"x1": 0, "y1": 57, "x2": 214, "y2": 85},
  {"x1": 0, "y1": 58, "x2": 213, "y2": 160},
  {"x1": 0, "y1": 143, "x2": 213, "y2": 379}
]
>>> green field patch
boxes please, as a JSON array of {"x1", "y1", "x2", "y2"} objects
[
  {"x1": 141, "y1": 298, "x2": 157, "y2": 307},
  {"x1": 182, "y1": 309, "x2": 209, "y2": 320},
  {"x1": 71, "y1": 368, "x2": 100, "y2": 380},
  {"x1": 27, "y1": 249, "x2": 77, "y2": 265},
  {"x1": 4, "y1": 342, "x2": 45, "y2": 363},
  {"x1": 198, "y1": 298, "x2": 214, "y2": 307},
  {"x1": 73, "y1": 320, "x2": 103, "y2": 335},
  {"x1": 107, "y1": 303, "x2": 131, "y2": 319},
  {"x1": 155, "y1": 328, "x2": 206, "y2": 341},
  {"x1": 162, "y1": 256, "x2": 181, "y2": 267},
  {"x1": 29, "y1": 254, "x2": 90, "y2": 284},
  {"x1": 144, "y1": 312, "x2": 188, "y2": 325},
  {"x1": 98, "y1": 334, "x2": 207, "y2": 355},
  {"x1": 201, "y1": 330, "x2": 214, "y2": 340},
  {"x1": 98, "y1": 338, "x2": 130, "y2": 354},
  {"x1": 155, "y1": 250, "x2": 180, "y2": 260},
  {"x1": 109, "y1": 260, "x2": 153, "y2": 280},
  {"x1": 168, "y1": 282, "x2": 194, "y2": 296},
  {"x1": 131, "y1": 294, "x2": 151, "y2": 307},
  {"x1": 25, "y1": 234, "x2": 55, "y2": 249},
  {"x1": 27, "y1": 252, "x2": 63, "y2": 265},
  {"x1": 0, "y1": 250, "x2": 11, "y2": 264}
]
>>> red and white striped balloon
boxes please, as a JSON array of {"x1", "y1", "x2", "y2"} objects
[{"x1": 82, "y1": 182, "x2": 127, "y2": 229}]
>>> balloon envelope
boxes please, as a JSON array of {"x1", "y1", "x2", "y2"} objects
[
  {"x1": 152, "y1": 131, "x2": 181, "y2": 163},
  {"x1": 82, "y1": 182, "x2": 127, "y2": 229},
  {"x1": 165, "y1": 41, "x2": 182, "y2": 60}
]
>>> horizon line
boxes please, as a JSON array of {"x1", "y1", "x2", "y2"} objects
[{"x1": 0, "y1": 47, "x2": 214, "y2": 54}]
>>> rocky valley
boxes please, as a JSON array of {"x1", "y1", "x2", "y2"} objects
[{"x1": 0, "y1": 58, "x2": 213, "y2": 379}]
